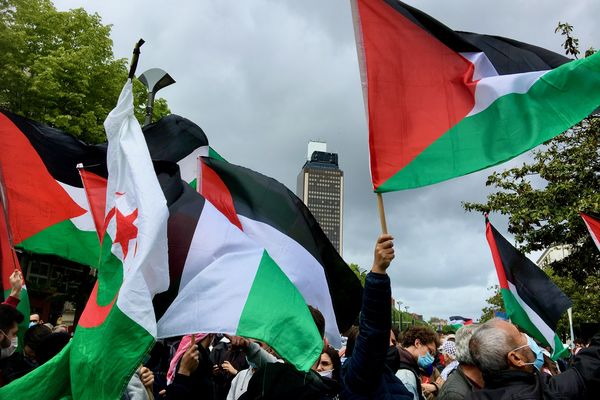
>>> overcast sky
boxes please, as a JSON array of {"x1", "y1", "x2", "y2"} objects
[{"x1": 53, "y1": 0, "x2": 598, "y2": 321}]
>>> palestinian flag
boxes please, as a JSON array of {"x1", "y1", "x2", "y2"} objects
[
  {"x1": 449, "y1": 316, "x2": 472, "y2": 332},
  {"x1": 486, "y1": 218, "x2": 572, "y2": 359},
  {"x1": 0, "y1": 111, "x2": 209, "y2": 268},
  {"x1": 153, "y1": 164, "x2": 323, "y2": 372},
  {"x1": 581, "y1": 212, "x2": 600, "y2": 252},
  {"x1": 0, "y1": 197, "x2": 30, "y2": 338},
  {"x1": 199, "y1": 157, "x2": 363, "y2": 346},
  {"x1": 351, "y1": 0, "x2": 600, "y2": 192}
]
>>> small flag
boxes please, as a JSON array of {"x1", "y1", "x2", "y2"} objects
[
  {"x1": 581, "y1": 212, "x2": 600, "y2": 252},
  {"x1": 486, "y1": 218, "x2": 572, "y2": 359}
]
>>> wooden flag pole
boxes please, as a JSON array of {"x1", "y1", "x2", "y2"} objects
[{"x1": 376, "y1": 192, "x2": 388, "y2": 234}]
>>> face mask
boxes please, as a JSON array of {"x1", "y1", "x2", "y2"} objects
[
  {"x1": 511, "y1": 334, "x2": 544, "y2": 371},
  {"x1": 417, "y1": 351, "x2": 434, "y2": 369},
  {"x1": 0, "y1": 337, "x2": 18, "y2": 359},
  {"x1": 318, "y1": 369, "x2": 333, "y2": 379}
]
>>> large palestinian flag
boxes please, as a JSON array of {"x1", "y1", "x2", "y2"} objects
[
  {"x1": 581, "y1": 212, "x2": 600, "y2": 252},
  {"x1": 486, "y1": 218, "x2": 572, "y2": 359},
  {"x1": 351, "y1": 0, "x2": 600, "y2": 192},
  {"x1": 199, "y1": 157, "x2": 363, "y2": 346},
  {"x1": 0, "y1": 111, "x2": 209, "y2": 268}
]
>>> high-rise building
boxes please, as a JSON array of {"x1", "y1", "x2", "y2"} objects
[{"x1": 297, "y1": 142, "x2": 344, "y2": 255}]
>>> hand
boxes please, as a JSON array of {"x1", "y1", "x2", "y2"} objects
[
  {"x1": 178, "y1": 336, "x2": 199, "y2": 376},
  {"x1": 139, "y1": 366, "x2": 154, "y2": 389},
  {"x1": 221, "y1": 361, "x2": 238, "y2": 376},
  {"x1": 371, "y1": 234, "x2": 394, "y2": 274},
  {"x1": 9, "y1": 270, "x2": 23, "y2": 298},
  {"x1": 227, "y1": 335, "x2": 250, "y2": 349},
  {"x1": 435, "y1": 376, "x2": 445, "y2": 387},
  {"x1": 422, "y1": 383, "x2": 438, "y2": 395}
]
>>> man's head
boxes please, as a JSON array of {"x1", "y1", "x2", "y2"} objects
[
  {"x1": 0, "y1": 304, "x2": 24, "y2": 349},
  {"x1": 455, "y1": 324, "x2": 478, "y2": 365},
  {"x1": 24, "y1": 324, "x2": 52, "y2": 360},
  {"x1": 401, "y1": 326, "x2": 441, "y2": 366},
  {"x1": 29, "y1": 313, "x2": 41, "y2": 327},
  {"x1": 469, "y1": 319, "x2": 540, "y2": 376}
]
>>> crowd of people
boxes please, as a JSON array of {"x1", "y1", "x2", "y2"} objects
[{"x1": 1, "y1": 235, "x2": 599, "y2": 399}]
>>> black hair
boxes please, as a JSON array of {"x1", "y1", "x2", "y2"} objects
[
  {"x1": 308, "y1": 305, "x2": 325, "y2": 339},
  {"x1": 24, "y1": 324, "x2": 52, "y2": 354},
  {"x1": 0, "y1": 304, "x2": 24, "y2": 331}
]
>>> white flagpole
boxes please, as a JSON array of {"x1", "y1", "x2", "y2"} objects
[{"x1": 568, "y1": 308, "x2": 575, "y2": 348}]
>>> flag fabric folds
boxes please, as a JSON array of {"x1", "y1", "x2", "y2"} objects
[
  {"x1": 0, "y1": 111, "x2": 209, "y2": 268},
  {"x1": 199, "y1": 157, "x2": 363, "y2": 346},
  {"x1": 351, "y1": 0, "x2": 600, "y2": 192},
  {"x1": 581, "y1": 212, "x2": 600, "y2": 252},
  {"x1": 448, "y1": 316, "x2": 472, "y2": 332},
  {"x1": 485, "y1": 218, "x2": 572, "y2": 359}
]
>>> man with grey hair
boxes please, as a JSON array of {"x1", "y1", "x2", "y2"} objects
[
  {"x1": 466, "y1": 319, "x2": 600, "y2": 399},
  {"x1": 437, "y1": 325, "x2": 483, "y2": 400}
]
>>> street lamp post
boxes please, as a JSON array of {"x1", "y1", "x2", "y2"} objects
[
  {"x1": 397, "y1": 300, "x2": 403, "y2": 332},
  {"x1": 138, "y1": 68, "x2": 175, "y2": 126}
]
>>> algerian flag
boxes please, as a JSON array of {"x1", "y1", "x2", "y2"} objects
[
  {"x1": 485, "y1": 218, "x2": 571, "y2": 359},
  {"x1": 352, "y1": 0, "x2": 600, "y2": 192}
]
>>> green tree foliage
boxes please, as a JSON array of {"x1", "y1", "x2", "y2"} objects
[
  {"x1": 479, "y1": 285, "x2": 505, "y2": 323},
  {"x1": 0, "y1": 0, "x2": 170, "y2": 143},
  {"x1": 348, "y1": 263, "x2": 366, "y2": 287}
]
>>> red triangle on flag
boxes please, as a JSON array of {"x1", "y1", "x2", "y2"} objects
[{"x1": 581, "y1": 212, "x2": 600, "y2": 252}]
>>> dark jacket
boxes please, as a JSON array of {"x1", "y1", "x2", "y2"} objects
[
  {"x1": 240, "y1": 362, "x2": 340, "y2": 400},
  {"x1": 438, "y1": 366, "x2": 477, "y2": 400},
  {"x1": 466, "y1": 333, "x2": 600, "y2": 400},
  {"x1": 340, "y1": 272, "x2": 412, "y2": 400},
  {"x1": 166, "y1": 344, "x2": 217, "y2": 400}
]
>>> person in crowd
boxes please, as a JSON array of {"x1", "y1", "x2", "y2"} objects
[
  {"x1": 467, "y1": 318, "x2": 600, "y2": 399},
  {"x1": 165, "y1": 333, "x2": 216, "y2": 400},
  {"x1": 123, "y1": 365, "x2": 155, "y2": 400},
  {"x1": 29, "y1": 313, "x2": 41, "y2": 328},
  {"x1": 396, "y1": 325, "x2": 441, "y2": 400},
  {"x1": 317, "y1": 346, "x2": 342, "y2": 383},
  {"x1": 540, "y1": 349, "x2": 559, "y2": 376},
  {"x1": 226, "y1": 340, "x2": 264, "y2": 400},
  {"x1": 0, "y1": 324, "x2": 52, "y2": 383},
  {"x1": 440, "y1": 340, "x2": 459, "y2": 381},
  {"x1": 339, "y1": 234, "x2": 413, "y2": 400},
  {"x1": 36, "y1": 331, "x2": 71, "y2": 365},
  {"x1": 211, "y1": 335, "x2": 249, "y2": 400},
  {"x1": 0, "y1": 304, "x2": 24, "y2": 361},
  {"x1": 437, "y1": 325, "x2": 482, "y2": 400}
]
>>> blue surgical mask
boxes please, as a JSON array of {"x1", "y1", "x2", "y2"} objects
[
  {"x1": 417, "y1": 351, "x2": 434, "y2": 369},
  {"x1": 512, "y1": 334, "x2": 544, "y2": 371},
  {"x1": 246, "y1": 356, "x2": 258, "y2": 370}
]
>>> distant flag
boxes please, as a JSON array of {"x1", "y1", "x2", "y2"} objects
[
  {"x1": 486, "y1": 218, "x2": 572, "y2": 359},
  {"x1": 494, "y1": 311, "x2": 509, "y2": 321},
  {"x1": 351, "y1": 0, "x2": 600, "y2": 192},
  {"x1": 581, "y1": 212, "x2": 600, "y2": 252},
  {"x1": 449, "y1": 316, "x2": 473, "y2": 332}
]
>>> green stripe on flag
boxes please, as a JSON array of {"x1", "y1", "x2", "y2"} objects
[
  {"x1": 70, "y1": 305, "x2": 154, "y2": 399},
  {"x1": 377, "y1": 53, "x2": 600, "y2": 192},
  {"x1": 237, "y1": 250, "x2": 322, "y2": 372},
  {"x1": 16, "y1": 219, "x2": 101, "y2": 267}
]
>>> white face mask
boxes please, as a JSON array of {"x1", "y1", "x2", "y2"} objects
[
  {"x1": 318, "y1": 369, "x2": 333, "y2": 379},
  {"x1": 0, "y1": 337, "x2": 18, "y2": 359}
]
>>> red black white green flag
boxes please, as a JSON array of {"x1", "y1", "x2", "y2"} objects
[
  {"x1": 485, "y1": 218, "x2": 571, "y2": 359},
  {"x1": 199, "y1": 157, "x2": 363, "y2": 346},
  {"x1": 581, "y1": 212, "x2": 600, "y2": 252},
  {"x1": 352, "y1": 0, "x2": 600, "y2": 192}
]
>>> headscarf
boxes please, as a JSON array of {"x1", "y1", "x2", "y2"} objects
[{"x1": 166, "y1": 333, "x2": 209, "y2": 384}]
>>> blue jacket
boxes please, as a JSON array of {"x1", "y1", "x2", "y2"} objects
[{"x1": 340, "y1": 272, "x2": 412, "y2": 400}]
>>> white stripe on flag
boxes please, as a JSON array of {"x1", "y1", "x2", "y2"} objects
[
  {"x1": 238, "y1": 215, "x2": 341, "y2": 347},
  {"x1": 177, "y1": 145, "x2": 209, "y2": 184},
  {"x1": 508, "y1": 281, "x2": 556, "y2": 350}
]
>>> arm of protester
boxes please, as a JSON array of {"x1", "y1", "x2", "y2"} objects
[
  {"x1": 139, "y1": 366, "x2": 154, "y2": 390},
  {"x1": 229, "y1": 335, "x2": 278, "y2": 367},
  {"x1": 167, "y1": 337, "x2": 199, "y2": 400},
  {"x1": 550, "y1": 332, "x2": 600, "y2": 397},
  {"x1": 2, "y1": 270, "x2": 23, "y2": 307},
  {"x1": 221, "y1": 360, "x2": 238, "y2": 376},
  {"x1": 342, "y1": 234, "x2": 395, "y2": 395}
]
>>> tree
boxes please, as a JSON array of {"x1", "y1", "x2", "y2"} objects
[
  {"x1": 348, "y1": 263, "x2": 367, "y2": 287},
  {"x1": 0, "y1": 0, "x2": 170, "y2": 143},
  {"x1": 479, "y1": 285, "x2": 505, "y2": 323}
]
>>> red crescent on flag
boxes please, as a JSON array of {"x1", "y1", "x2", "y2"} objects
[{"x1": 77, "y1": 281, "x2": 118, "y2": 328}]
